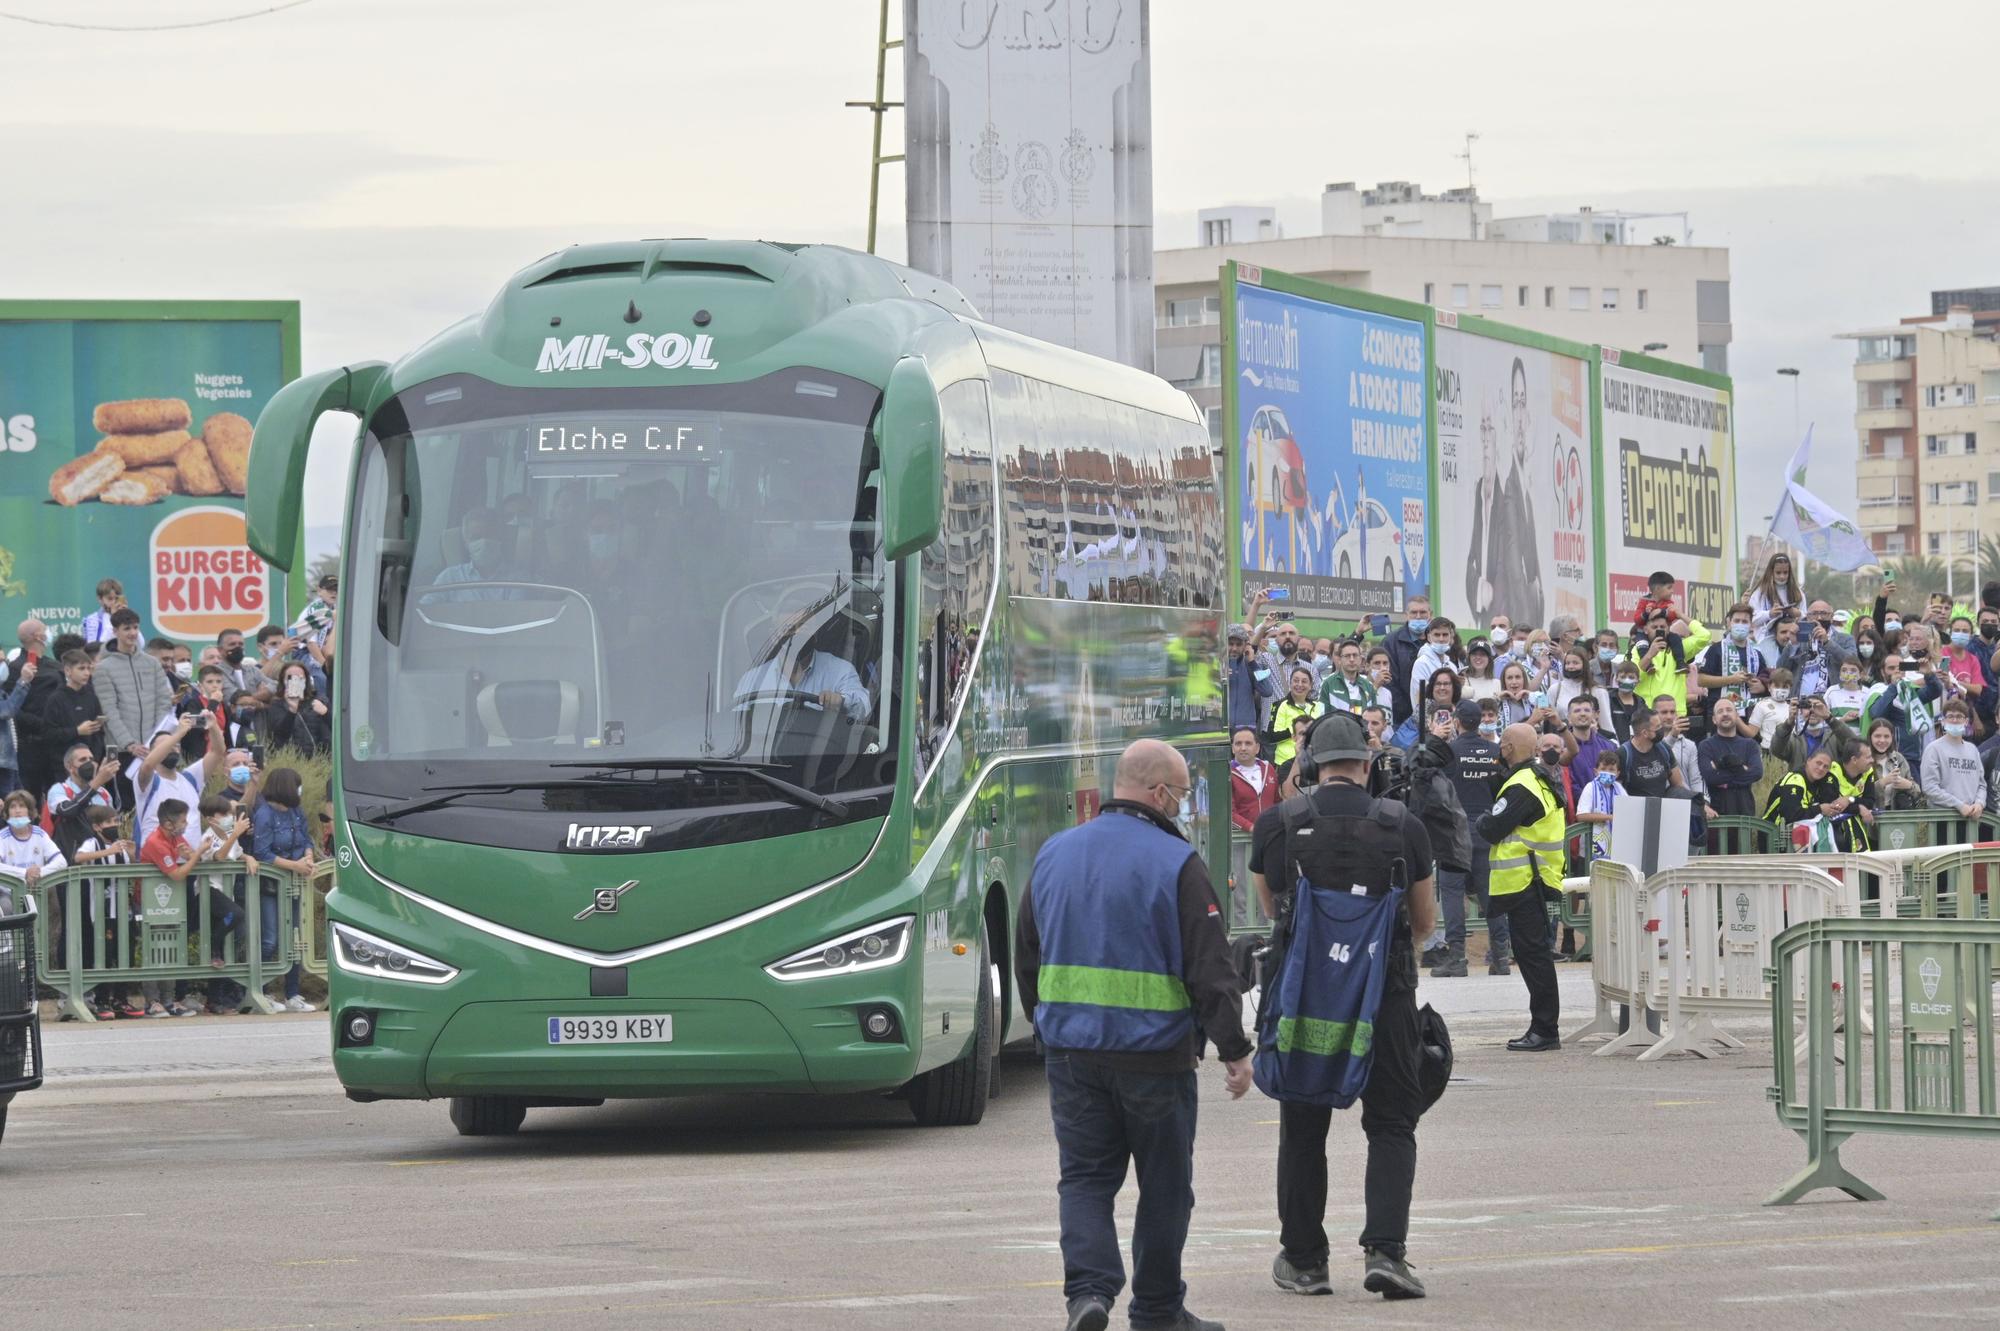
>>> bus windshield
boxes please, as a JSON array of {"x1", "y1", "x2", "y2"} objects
[{"x1": 341, "y1": 368, "x2": 897, "y2": 842}]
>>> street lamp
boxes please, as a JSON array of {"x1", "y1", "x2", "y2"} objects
[{"x1": 1777, "y1": 367, "x2": 1801, "y2": 440}]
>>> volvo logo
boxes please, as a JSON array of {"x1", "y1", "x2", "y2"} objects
[{"x1": 575, "y1": 881, "x2": 639, "y2": 921}]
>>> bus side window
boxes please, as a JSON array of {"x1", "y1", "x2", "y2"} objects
[{"x1": 913, "y1": 379, "x2": 997, "y2": 783}]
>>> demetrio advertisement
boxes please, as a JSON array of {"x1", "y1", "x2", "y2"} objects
[
  {"x1": 1599, "y1": 352, "x2": 1737, "y2": 625},
  {"x1": 1230, "y1": 270, "x2": 1430, "y2": 617},
  {"x1": 0, "y1": 301, "x2": 300, "y2": 642}
]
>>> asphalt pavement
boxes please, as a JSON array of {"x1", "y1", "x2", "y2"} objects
[{"x1": 6, "y1": 969, "x2": 1998, "y2": 1330}]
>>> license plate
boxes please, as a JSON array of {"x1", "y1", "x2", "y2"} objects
[{"x1": 546, "y1": 1015, "x2": 673, "y2": 1045}]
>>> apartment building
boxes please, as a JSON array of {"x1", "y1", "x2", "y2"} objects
[
  {"x1": 1842, "y1": 301, "x2": 2000, "y2": 563},
  {"x1": 1158, "y1": 181, "x2": 1731, "y2": 441}
]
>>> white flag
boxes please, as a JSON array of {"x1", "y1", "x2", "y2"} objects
[
  {"x1": 1771, "y1": 481, "x2": 1876, "y2": 573},
  {"x1": 1780, "y1": 425, "x2": 1814, "y2": 491}
]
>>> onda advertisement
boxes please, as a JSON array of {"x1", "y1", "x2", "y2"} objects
[{"x1": 1233, "y1": 277, "x2": 1429, "y2": 617}]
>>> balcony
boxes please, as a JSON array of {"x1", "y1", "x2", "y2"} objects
[
  {"x1": 1855, "y1": 358, "x2": 1913, "y2": 384},
  {"x1": 1857, "y1": 499, "x2": 1914, "y2": 529},
  {"x1": 1858, "y1": 453, "x2": 1915, "y2": 479},
  {"x1": 1856, "y1": 406, "x2": 1914, "y2": 431}
]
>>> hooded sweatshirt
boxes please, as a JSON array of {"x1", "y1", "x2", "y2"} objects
[{"x1": 1920, "y1": 734, "x2": 1987, "y2": 811}]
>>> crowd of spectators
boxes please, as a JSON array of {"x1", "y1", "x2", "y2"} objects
[
  {"x1": 0, "y1": 573, "x2": 339, "y2": 1017},
  {"x1": 1230, "y1": 559, "x2": 2000, "y2": 928}
]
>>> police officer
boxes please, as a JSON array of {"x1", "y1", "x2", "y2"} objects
[
  {"x1": 1248, "y1": 711, "x2": 1437, "y2": 1301},
  {"x1": 1476, "y1": 722, "x2": 1565, "y2": 1051},
  {"x1": 1017, "y1": 739, "x2": 1253, "y2": 1331}
]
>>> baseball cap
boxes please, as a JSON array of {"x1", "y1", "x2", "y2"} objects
[
  {"x1": 1226, "y1": 623, "x2": 1249, "y2": 642},
  {"x1": 1834, "y1": 609, "x2": 1852, "y2": 628},
  {"x1": 1306, "y1": 710, "x2": 1372, "y2": 764},
  {"x1": 1454, "y1": 700, "x2": 1485, "y2": 731}
]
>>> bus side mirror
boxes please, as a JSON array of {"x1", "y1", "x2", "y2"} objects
[
  {"x1": 246, "y1": 362, "x2": 389, "y2": 570},
  {"x1": 879, "y1": 356, "x2": 942, "y2": 561}
]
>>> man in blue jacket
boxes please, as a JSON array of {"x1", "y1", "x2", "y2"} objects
[
  {"x1": 1017, "y1": 740, "x2": 1252, "y2": 1331},
  {"x1": 1383, "y1": 595, "x2": 1431, "y2": 731},
  {"x1": 1223, "y1": 624, "x2": 1274, "y2": 735}
]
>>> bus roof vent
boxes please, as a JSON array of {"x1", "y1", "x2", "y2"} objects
[
  {"x1": 525, "y1": 260, "x2": 645, "y2": 287},
  {"x1": 643, "y1": 259, "x2": 770, "y2": 282}
]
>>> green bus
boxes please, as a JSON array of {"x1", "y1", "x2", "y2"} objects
[{"x1": 246, "y1": 241, "x2": 1230, "y2": 1134}]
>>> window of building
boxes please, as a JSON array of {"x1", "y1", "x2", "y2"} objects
[
  {"x1": 1967, "y1": 432, "x2": 1980, "y2": 454},
  {"x1": 1601, "y1": 288, "x2": 1620, "y2": 310},
  {"x1": 1201, "y1": 218, "x2": 1232, "y2": 246},
  {"x1": 1205, "y1": 405, "x2": 1222, "y2": 445},
  {"x1": 1423, "y1": 282, "x2": 1434, "y2": 305},
  {"x1": 1988, "y1": 470, "x2": 2000, "y2": 496},
  {"x1": 1517, "y1": 285, "x2": 1529, "y2": 307},
  {"x1": 1882, "y1": 435, "x2": 1905, "y2": 459},
  {"x1": 1194, "y1": 344, "x2": 1221, "y2": 386},
  {"x1": 1881, "y1": 534, "x2": 1907, "y2": 556},
  {"x1": 1928, "y1": 533, "x2": 1943, "y2": 555},
  {"x1": 1162, "y1": 296, "x2": 1219, "y2": 327},
  {"x1": 1544, "y1": 286, "x2": 1555, "y2": 308},
  {"x1": 1925, "y1": 435, "x2": 1944, "y2": 456},
  {"x1": 1568, "y1": 286, "x2": 1590, "y2": 311},
  {"x1": 1480, "y1": 284, "x2": 1502, "y2": 309},
  {"x1": 1637, "y1": 288, "x2": 1649, "y2": 311},
  {"x1": 1450, "y1": 284, "x2": 1469, "y2": 308}
]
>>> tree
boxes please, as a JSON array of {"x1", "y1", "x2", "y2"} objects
[
  {"x1": 1883, "y1": 556, "x2": 1948, "y2": 603},
  {"x1": 1977, "y1": 536, "x2": 2000, "y2": 601},
  {"x1": 306, "y1": 547, "x2": 341, "y2": 591}
]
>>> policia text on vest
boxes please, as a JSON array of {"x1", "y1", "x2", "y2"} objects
[
  {"x1": 1472, "y1": 723, "x2": 1566, "y2": 1051},
  {"x1": 1016, "y1": 740, "x2": 1252, "y2": 1331},
  {"x1": 1248, "y1": 711, "x2": 1437, "y2": 1301}
]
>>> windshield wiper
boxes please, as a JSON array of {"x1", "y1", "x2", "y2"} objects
[
  {"x1": 361, "y1": 779, "x2": 621, "y2": 825},
  {"x1": 550, "y1": 757, "x2": 850, "y2": 819}
]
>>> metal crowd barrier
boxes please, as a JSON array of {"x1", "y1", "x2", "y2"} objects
[
  {"x1": 1902, "y1": 843, "x2": 2000, "y2": 923},
  {"x1": 1571, "y1": 859, "x2": 1847, "y2": 1061},
  {"x1": 1868, "y1": 811, "x2": 2000, "y2": 853},
  {"x1": 1765, "y1": 915, "x2": 2000, "y2": 1216},
  {"x1": 26, "y1": 862, "x2": 308, "y2": 1022},
  {"x1": 1705, "y1": 815, "x2": 1785, "y2": 856},
  {"x1": 297, "y1": 861, "x2": 334, "y2": 979}
]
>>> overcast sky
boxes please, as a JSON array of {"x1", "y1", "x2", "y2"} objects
[{"x1": 4, "y1": 0, "x2": 1996, "y2": 561}]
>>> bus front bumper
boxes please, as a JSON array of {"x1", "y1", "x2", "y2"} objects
[{"x1": 332, "y1": 992, "x2": 924, "y2": 1101}]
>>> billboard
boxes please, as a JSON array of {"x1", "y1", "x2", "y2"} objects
[
  {"x1": 1228, "y1": 269, "x2": 1430, "y2": 618},
  {"x1": 1598, "y1": 352, "x2": 1737, "y2": 625},
  {"x1": 1434, "y1": 320, "x2": 1596, "y2": 631},
  {"x1": 0, "y1": 302, "x2": 299, "y2": 643},
  {"x1": 904, "y1": 0, "x2": 1154, "y2": 371}
]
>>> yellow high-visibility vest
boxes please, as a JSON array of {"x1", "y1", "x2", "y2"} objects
[{"x1": 1489, "y1": 763, "x2": 1566, "y2": 899}]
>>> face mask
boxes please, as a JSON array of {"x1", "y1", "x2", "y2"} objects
[
  {"x1": 1313, "y1": 653, "x2": 1330, "y2": 669},
  {"x1": 173, "y1": 661, "x2": 192, "y2": 680},
  {"x1": 1840, "y1": 676, "x2": 1860, "y2": 690},
  {"x1": 1617, "y1": 677, "x2": 1638, "y2": 692},
  {"x1": 1884, "y1": 620, "x2": 1902, "y2": 634},
  {"x1": 1771, "y1": 688, "x2": 1791, "y2": 703},
  {"x1": 467, "y1": 537, "x2": 498, "y2": 567},
  {"x1": 1492, "y1": 628, "x2": 1510, "y2": 645},
  {"x1": 1598, "y1": 647, "x2": 1616, "y2": 664},
  {"x1": 229, "y1": 764, "x2": 253, "y2": 786},
  {"x1": 5, "y1": 816, "x2": 28, "y2": 831},
  {"x1": 285, "y1": 677, "x2": 306, "y2": 700},
  {"x1": 1565, "y1": 666, "x2": 1584, "y2": 679},
  {"x1": 1983, "y1": 625, "x2": 1999, "y2": 642},
  {"x1": 587, "y1": 532, "x2": 616, "y2": 561},
  {"x1": 1859, "y1": 643, "x2": 1875, "y2": 659},
  {"x1": 1406, "y1": 617, "x2": 1429, "y2": 635},
  {"x1": 1479, "y1": 722, "x2": 1500, "y2": 737},
  {"x1": 1596, "y1": 772, "x2": 1616, "y2": 787},
  {"x1": 224, "y1": 646, "x2": 244, "y2": 665},
  {"x1": 1805, "y1": 720, "x2": 1825, "y2": 734},
  {"x1": 1729, "y1": 623, "x2": 1749, "y2": 642},
  {"x1": 1945, "y1": 721, "x2": 1969, "y2": 738},
  {"x1": 1952, "y1": 631, "x2": 1971, "y2": 649},
  {"x1": 1426, "y1": 641, "x2": 1449, "y2": 658},
  {"x1": 262, "y1": 641, "x2": 283, "y2": 659}
]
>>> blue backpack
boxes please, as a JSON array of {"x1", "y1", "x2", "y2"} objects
[{"x1": 1253, "y1": 795, "x2": 1408, "y2": 1109}]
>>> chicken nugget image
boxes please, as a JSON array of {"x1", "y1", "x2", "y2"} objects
[
  {"x1": 93, "y1": 398, "x2": 193, "y2": 435},
  {"x1": 133, "y1": 464, "x2": 184, "y2": 495},
  {"x1": 100, "y1": 469, "x2": 176, "y2": 505},
  {"x1": 49, "y1": 449, "x2": 127, "y2": 506},
  {"x1": 172, "y1": 434, "x2": 225, "y2": 496},
  {"x1": 201, "y1": 411, "x2": 253, "y2": 494},
  {"x1": 97, "y1": 428, "x2": 193, "y2": 467}
]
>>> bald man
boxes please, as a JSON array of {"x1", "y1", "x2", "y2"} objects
[
  {"x1": 1473, "y1": 724, "x2": 1564, "y2": 1050},
  {"x1": 1017, "y1": 738, "x2": 1251, "y2": 1331}
]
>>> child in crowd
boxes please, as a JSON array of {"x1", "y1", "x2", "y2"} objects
[
  {"x1": 79, "y1": 577, "x2": 127, "y2": 646},
  {"x1": 1574, "y1": 747, "x2": 1625, "y2": 860},
  {"x1": 72, "y1": 804, "x2": 144, "y2": 1020},
  {"x1": 1630, "y1": 570, "x2": 1679, "y2": 634},
  {"x1": 136, "y1": 798, "x2": 200, "y2": 1018},
  {"x1": 193, "y1": 794, "x2": 255, "y2": 1013},
  {"x1": 0, "y1": 789, "x2": 65, "y2": 914}
]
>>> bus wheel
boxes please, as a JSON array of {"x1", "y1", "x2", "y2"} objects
[
  {"x1": 907, "y1": 922, "x2": 995, "y2": 1127},
  {"x1": 449, "y1": 1095, "x2": 527, "y2": 1136}
]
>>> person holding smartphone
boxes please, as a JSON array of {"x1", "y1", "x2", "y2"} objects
[{"x1": 266, "y1": 661, "x2": 332, "y2": 759}]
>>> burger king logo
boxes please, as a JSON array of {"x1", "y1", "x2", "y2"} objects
[{"x1": 150, "y1": 506, "x2": 267, "y2": 638}]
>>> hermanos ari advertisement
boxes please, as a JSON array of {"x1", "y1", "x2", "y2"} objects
[{"x1": 0, "y1": 302, "x2": 299, "y2": 643}]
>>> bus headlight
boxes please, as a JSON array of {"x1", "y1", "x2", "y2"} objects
[
  {"x1": 765, "y1": 917, "x2": 914, "y2": 982},
  {"x1": 331, "y1": 922, "x2": 459, "y2": 985}
]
